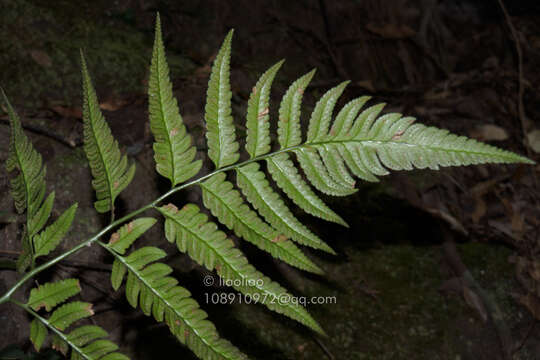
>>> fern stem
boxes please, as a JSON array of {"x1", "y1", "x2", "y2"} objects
[
  {"x1": 0, "y1": 138, "x2": 530, "y2": 305},
  {"x1": 10, "y1": 298, "x2": 91, "y2": 360}
]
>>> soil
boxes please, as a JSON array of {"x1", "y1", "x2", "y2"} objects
[{"x1": 1, "y1": 1, "x2": 540, "y2": 359}]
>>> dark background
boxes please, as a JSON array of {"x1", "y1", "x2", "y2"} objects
[{"x1": 1, "y1": 1, "x2": 540, "y2": 359}]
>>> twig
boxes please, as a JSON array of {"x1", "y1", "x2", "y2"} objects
[
  {"x1": 312, "y1": 336, "x2": 335, "y2": 360},
  {"x1": 442, "y1": 230, "x2": 513, "y2": 360},
  {"x1": 496, "y1": 0, "x2": 535, "y2": 163},
  {"x1": 0, "y1": 117, "x2": 82, "y2": 148},
  {"x1": 513, "y1": 320, "x2": 536, "y2": 355}
]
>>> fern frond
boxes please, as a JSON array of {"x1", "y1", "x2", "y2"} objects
[
  {"x1": 27, "y1": 278, "x2": 81, "y2": 311},
  {"x1": 30, "y1": 319, "x2": 47, "y2": 351},
  {"x1": 48, "y1": 301, "x2": 94, "y2": 331},
  {"x1": 328, "y1": 96, "x2": 371, "y2": 139},
  {"x1": 33, "y1": 203, "x2": 77, "y2": 258},
  {"x1": 236, "y1": 163, "x2": 335, "y2": 254},
  {"x1": 306, "y1": 81, "x2": 349, "y2": 142},
  {"x1": 3, "y1": 89, "x2": 46, "y2": 221},
  {"x1": 200, "y1": 173, "x2": 323, "y2": 274},
  {"x1": 103, "y1": 244, "x2": 248, "y2": 360},
  {"x1": 149, "y1": 15, "x2": 202, "y2": 186},
  {"x1": 107, "y1": 217, "x2": 157, "y2": 255},
  {"x1": 25, "y1": 280, "x2": 128, "y2": 359},
  {"x1": 80, "y1": 53, "x2": 136, "y2": 215},
  {"x1": 159, "y1": 204, "x2": 324, "y2": 334},
  {"x1": 266, "y1": 153, "x2": 347, "y2": 226},
  {"x1": 277, "y1": 70, "x2": 316, "y2": 148},
  {"x1": 245, "y1": 60, "x2": 284, "y2": 158},
  {"x1": 3, "y1": 90, "x2": 47, "y2": 270},
  {"x1": 204, "y1": 30, "x2": 239, "y2": 168}
]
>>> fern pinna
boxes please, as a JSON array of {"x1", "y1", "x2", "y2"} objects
[{"x1": 1, "y1": 13, "x2": 533, "y2": 360}]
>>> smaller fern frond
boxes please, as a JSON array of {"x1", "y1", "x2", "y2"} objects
[
  {"x1": 201, "y1": 173, "x2": 323, "y2": 274},
  {"x1": 245, "y1": 60, "x2": 284, "y2": 158},
  {"x1": 3, "y1": 90, "x2": 78, "y2": 272},
  {"x1": 277, "y1": 70, "x2": 316, "y2": 148},
  {"x1": 27, "y1": 278, "x2": 81, "y2": 311},
  {"x1": 236, "y1": 163, "x2": 336, "y2": 254},
  {"x1": 204, "y1": 30, "x2": 239, "y2": 169},
  {"x1": 149, "y1": 14, "x2": 202, "y2": 187},
  {"x1": 3, "y1": 89, "x2": 46, "y2": 221},
  {"x1": 159, "y1": 203, "x2": 324, "y2": 334},
  {"x1": 33, "y1": 203, "x2": 77, "y2": 258},
  {"x1": 107, "y1": 217, "x2": 157, "y2": 255},
  {"x1": 24, "y1": 280, "x2": 128, "y2": 359},
  {"x1": 103, "y1": 243, "x2": 247, "y2": 360},
  {"x1": 80, "y1": 52, "x2": 136, "y2": 215}
]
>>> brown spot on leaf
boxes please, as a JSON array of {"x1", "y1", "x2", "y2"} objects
[
  {"x1": 271, "y1": 234, "x2": 287, "y2": 243},
  {"x1": 113, "y1": 181, "x2": 119, "y2": 189},
  {"x1": 252, "y1": 86, "x2": 257, "y2": 95},
  {"x1": 127, "y1": 221, "x2": 134, "y2": 233},
  {"x1": 164, "y1": 203, "x2": 179, "y2": 213},
  {"x1": 257, "y1": 107, "x2": 269, "y2": 119},
  {"x1": 297, "y1": 88, "x2": 304, "y2": 95},
  {"x1": 86, "y1": 304, "x2": 95, "y2": 316},
  {"x1": 184, "y1": 330, "x2": 190, "y2": 339},
  {"x1": 109, "y1": 232, "x2": 120, "y2": 244},
  {"x1": 392, "y1": 130, "x2": 405, "y2": 140},
  {"x1": 170, "y1": 127, "x2": 179, "y2": 137},
  {"x1": 280, "y1": 117, "x2": 288, "y2": 123},
  {"x1": 35, "y1": 302, "x2": 47, "y2": 311},
  {"x1": 175, "y1": 320, "x2": 180, "y2": 326}
]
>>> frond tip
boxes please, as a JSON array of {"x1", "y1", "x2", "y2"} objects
[
  {"x1": 149, "y1": 14, "x2": 202, "y2": 187},
  {"x1": 80, "y1": 52, "x2": 136, "y2": 215}
]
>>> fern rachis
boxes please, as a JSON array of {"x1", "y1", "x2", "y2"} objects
[{"x1": 0, "y1": 13, "x2": 534, "y2": 360}]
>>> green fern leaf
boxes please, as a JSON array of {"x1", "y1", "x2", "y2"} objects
[
  {"x1": 159, "y1": 203, "x2": 324, "y2": 334},
  {"x1": 149, "y1": 15, "x2": 202, "y2": 186},
  {"x1": 319, "y1": 144, "x2": 356, "y2": 187},
  {"x1": 16, "y1": 230, "x2": 32, "y2": 273},
  {"x1": 67, "y1": 325, "x2": 108, "y2": 347},
  {"x1": 80, "y1": 53, "x2": 136, "y2": 215},
  {"x1": 3, "y1": 89, "x2": 46, "y2": 221},
  {"x1": 49, "y1": 301, "x2": 94, "y2": 331},
  {"x1": 25, "y1": 280, "x2": 129, "y2": 360},
  {"x1": 306, "y1": 81, "x2": 349, "y2": 142},
  {"x1": 33, "y1": 203, "x2": 77, "y2": 258},
  {"x1": 102, "y1": 243, "x2": 248, "y2": 360},
  {"x1": 295, "y1": 147, "x2": 356, "y2": 196},
  {"x1": 236, "y1": 163, "x2": 335, "y2": 253},
  {"x1": 277, "y1": 70, "x2": 316, "y2": 148},
  {"x1": 27, "y1": 278, "x2": 81, "y2": 311},
  {"x1": 30, "y1": 319, "x2": 47, "y2": 351},
  {"x1": 28, "y1": 192, "x2": 55, "y2": 240},
  {"x1": 204, "y1": 30, "x2": 239, "y2": 168},
  {"x1": 245, "y1": 60, "x2": 284, "y2": 157},
  {"x1": 266, "y1": 153, "x2": 347, "y2": 226},
  {"x1": 107, "y1": 217, "x2": 157, "y2": 255},
  {"x1": 328, "y1": 96, "x2": 370, "y2": 139},
  {"x1": 3, "y1": 89, "x2": 51, "y2": 270},
  {"x1": 201, "y1": 173, "x2": 323, "y2": 274}
]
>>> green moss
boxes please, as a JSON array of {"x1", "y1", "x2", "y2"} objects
[{"x1": 0, "y1": 1, "x2": 195, "y2": 107}]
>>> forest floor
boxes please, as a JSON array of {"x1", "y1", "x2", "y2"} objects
[{"x1": 1, "y1": 1, "x2": 540, "y2": 359}]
